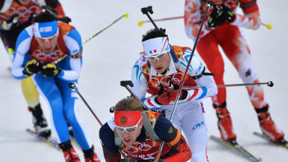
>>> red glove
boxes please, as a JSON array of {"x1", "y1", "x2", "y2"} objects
[
  {"x1": 155, "y1": 89, "x2": 188, "y2": 105},
  {"x1": 155, "y1": 91, "x2": 172, "y2": 105},
  {"x1": 167, "y1": 88, "x2": 188, "y2": 101},
  {"x1": 166, "y1": 88, "x2": 179, "y2": 101}
]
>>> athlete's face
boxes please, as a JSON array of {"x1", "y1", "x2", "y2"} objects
[
  {"x1": 147, "y1": 52, "x2": 171, "y2": 74},
  {"x1": 35, "y1": 34, "x2": 58, "y2": 53},
  {"x1": 19, "y1": 0, "x2": 31, "y2": 5},
  {"x1": 116, "y1": 122, "x2": 143, "y2": 146}
]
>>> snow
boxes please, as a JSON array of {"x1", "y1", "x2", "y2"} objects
[{"x1": 0, "y1": 0, "x2": 287, "y2": 161}]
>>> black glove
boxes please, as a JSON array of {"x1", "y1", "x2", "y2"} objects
[
  {"x1": 208, "y1": 4, "x2": 235, "y2": 27},
  {"x1": 5, "y1": 16, "x2": 22, "y2": 30},
  {"x1": 23, "y1": 59, "x2": 42, "y2": 76},
  {"x1": 157, "y1": 86, "x2": 166, "y2": 95},
  {"x1": 28, "y1": 13, "x2": 37, "y2": 24},
  {"x1": 171, "y1": 84, "x2": 188, "y2": 100},
  {"x1": 41, "y1": 64, "x2": 61, "y2": 77},
  {"x1": 41, "y1": 5, "x2": 58, "y2": 16},
  {"x1": 32, "y1": 5, "x2": 58, "y2": 23},
  {"x1": 58, "y1": 16, "x2": 72, "y2": 24}
]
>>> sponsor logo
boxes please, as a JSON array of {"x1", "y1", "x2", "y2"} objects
[
  {"x1": 245, "y1": 68, "x2": 251, "y2": 77},
  {"x1": 192, "y1": 121, "x2": 204, "y2": 130},
  {"x1": 39, "y1": 26, "x2": 52, "y2": 33}
]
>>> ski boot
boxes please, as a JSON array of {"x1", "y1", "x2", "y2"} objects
[
  {"x1": 84, "y1": 145, "x2": 101, "y2": 162},
  {"x1": 59, "y1": 140, "x2": 80, "y2": 162},
  {"x1": 214, "y1": 102, "x2": 237, "y2": 143},
  {"x1": 29, "y1": 104, "x2": 51, "y2": 138},
  {"x1": 257, "y1": 105, "x2": 285, "y2": 144}
]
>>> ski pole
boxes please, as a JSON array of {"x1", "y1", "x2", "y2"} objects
[
  {"x1": 261, "y1": 23, "x2": 272, "y2": 29},
  {"x1": 185, "y1": 81, "x2": 274, "y2": 89},
  {"x1": 120, "y1": 80, "x2": 149, "y2": 110},
  {"x1": 217, "y1": 81, "x2": 274, "y2": 88},
  {"x1": 82, "y1": 13, "x2": 129, "y2": 45},
  {"x1": 141, "y1": 6, "x2": 159, "y2": 30},
  {"x1": 138, "y1": 16, "x2": 183, "y2": 26},
  {"x1": 153, "y1": 1, "x2": 214, "y2": 162},
  {"x1": 69, "y1": 83, "x2": 103, "y2": 126},
  {"x1": 138, "y1": 16, "x2": 272, "y2": 30},
  {"x1": 69, "y1": 83, "x2": 129, "y2": 159}
]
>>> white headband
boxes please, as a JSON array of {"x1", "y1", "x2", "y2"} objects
[{"x1": 142, "y1": 37, "x2": 170, "y2": 56}]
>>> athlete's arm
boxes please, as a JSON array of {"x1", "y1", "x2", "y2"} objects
[
  {"x1": 131, "y1": 55, "x2": 148, "y2": 98},
  {"x1": 231, "y1": 0, "x2": 261, "y2": 30},
  {"x1": 57, "y1": 28, "x2": 82, "y2": 81},
  {"x1": 12, "y1": 28, "x2": 33, "y2": 79},
  {"x1": 179, "y1": 53, "x2": 218, "y2": 102},
  {"x1": 99, "y1": 121, "x2": 121, "y2": 162},
  {"x1": 184, "y1": 0, "x2": 211, "y2": 40},
  {"x1": 155, "y1": 115, "x2": 192, "y2": 162}
]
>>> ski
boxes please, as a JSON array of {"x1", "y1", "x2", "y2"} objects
[
  {"x1": 253, "y1": 132, "x2": 288, "y2": 149},
  {"x1": 210, "y1": 135, "x2": 262, "y2": 162},
  {"x1": 26, "y1": 128, "x2": 60, "y2": 150}
]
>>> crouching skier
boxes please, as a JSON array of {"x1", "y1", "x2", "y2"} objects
[{"x1": 99, "y1": 97, "x2": 192, "y2": 162}]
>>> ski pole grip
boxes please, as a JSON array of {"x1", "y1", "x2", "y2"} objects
[
  {"x1": 69, "y1": 82, "x2": 76, "y2": 89},
  {"x1": 120, "y1": 80, "x2": 134, "y2": 87},
  {"x1": 141, "y1": 6, "x2": 153, "y2": 14},
  {"x1": 120, "y1": 80, "x2": 149, "y2": 110},
  {"x1": 206, "y1": 1, "x2": 214, "y2": 7}
]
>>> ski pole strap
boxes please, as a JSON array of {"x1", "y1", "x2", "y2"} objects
[
  {"x1": 114, "y1": 131, "x2": 122, "y2": 147},
  {"x1": 255, "y1": 104, "x2": 269, "y2": 113},
  {"x1": 141, "y1": 111, "x2": 160, "y2": 142},
  {"x1": 192, "y1": 67, "x2": 214, "y2": 80}
]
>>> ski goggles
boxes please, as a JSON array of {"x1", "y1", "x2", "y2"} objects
[
  {"x1": 145, "y1": 52, "x2": 169, "y2": 62},
  {"x1": 114, "y1": 110, "x2": 142, "y2": 132},
  {"x1": 115, "y1": 117, "x2": 142, "y2": 133}
]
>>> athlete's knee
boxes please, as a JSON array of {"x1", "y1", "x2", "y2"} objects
[
  {"x1": 64, "y1": 106, "x2": 77, "y2": 124},
  {"x1": 238, "y1": 63, "x2": 258, "y2": 82},
  {"x1": 190, "y1": 150, "x2": 208, "y2": 162},
  {"x1": 48, "y1": 95, "x2": 63, "y2": 111}
]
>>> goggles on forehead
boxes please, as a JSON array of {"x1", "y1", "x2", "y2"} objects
[{"x1": 115, "y1": 117, "x2": 142, "y2": 133}]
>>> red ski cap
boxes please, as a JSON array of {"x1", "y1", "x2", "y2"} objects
[{"x1": 114, "y1": 111, "x2": 142, "y2": 127}]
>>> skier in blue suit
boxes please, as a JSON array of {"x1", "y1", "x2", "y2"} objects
[{"x1": 12, "y1": 9, "x2": 100, "y2": 162}]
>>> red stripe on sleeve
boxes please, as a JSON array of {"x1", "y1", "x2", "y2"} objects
[
  {"x1": 147, "y1": 99, "x2": 156, "y2": 107},
  {"x1": 189, "y1": 89, "x2": 199, "y2": 100}
]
